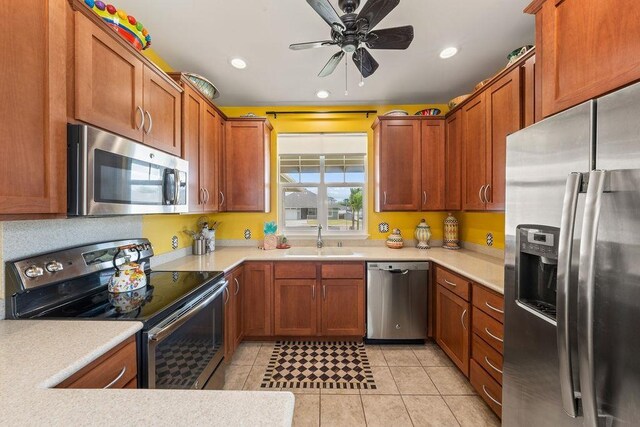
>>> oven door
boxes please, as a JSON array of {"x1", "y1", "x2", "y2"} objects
[
  {"x1": 146, "y1": 280, "x2": 227, "y2": 389},
  {"x1": 68, "y1": 124, "x2": 188, "y2": 216}
]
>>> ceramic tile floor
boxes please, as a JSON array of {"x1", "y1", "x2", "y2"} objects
[{"x1": 216, "y1": 341, "x2": 501, "y2": 427}]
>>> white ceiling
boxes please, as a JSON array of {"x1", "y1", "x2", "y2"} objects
[{"x1": 116, "y1": 0, "x2": 534, "y2": 106}]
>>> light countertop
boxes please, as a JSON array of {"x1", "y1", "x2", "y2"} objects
[
  {"x1": 0, "y1": 320, "x2": 294, "y2": 426},
  {"x1": 155, "y1": 246, "x2": 505, "y2": 294}
]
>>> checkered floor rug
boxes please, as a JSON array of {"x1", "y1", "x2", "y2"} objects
[{"x1": 261, "y1": 341, "x2": 377, "y2": 390}]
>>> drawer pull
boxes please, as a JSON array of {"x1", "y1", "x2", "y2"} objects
[
  {"x1": 485, "y1": 327, "x2": 504, "y2": 343},
  {"x1": 482, "y1": 385, "x2": 502, "y2": 407},
  {"x1": 484, "y1": 356, "x2": 503, "y2": 374},
  {"x1": 444, "y1": 279, "x2": 457, "y2": 287},
  {"x1": 485, "y1": 301, "x2": 504, "y2": 314},
  {"x1": 103, "y1": 366, "x2": 127, "y2": 389}
]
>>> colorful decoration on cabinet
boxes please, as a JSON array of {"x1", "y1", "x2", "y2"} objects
[
  {"x1": 386, "y1": 229, "x2": 404, "y2": 249},
  {"x1": 414, "y1": 219, "x2": 432, "y2": 250},
  {"x1": 443, "y1": 213, "x2": 460, "y2": 250},
  {"x1": 414, "y1": 108, "x2": 442, "y2": 116},
  {"x1": 486, "y1": 232, "x2": 494, "y2": 247},
  {"x1": 84, "y1": 0, "x2": 152, "y2": 50},
  {"x1": 378, "y1": 222, "x2": 390, "y2": 233}
]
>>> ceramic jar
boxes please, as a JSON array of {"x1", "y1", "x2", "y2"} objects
[
  {"x1": 108, "y1": 257, "x2": 147, "y2": 293},
  {"x1": 415, "y1": 219, "x2": 432, "y2": 249},
  {"x1": 443, "y1": 213, "x2": 460, "y2": 250},
  {"x1": 386, "y1": 229, "x2": 404, "y2": 249}
]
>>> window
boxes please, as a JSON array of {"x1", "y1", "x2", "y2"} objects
[{"x1": 278, "y1": 134, "x2": 367, "y2": 236}]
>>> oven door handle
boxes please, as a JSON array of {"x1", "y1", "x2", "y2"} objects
[{"x1": 148, "y1": 280, "x2": 228, "y2": 343}]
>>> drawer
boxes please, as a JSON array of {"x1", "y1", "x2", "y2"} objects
[
  {"x1": 472, "y1": 333, "x2": 503, "y2": 384},
  {"x1": 321, "y1": 263, "x2": 364, "y2": 279},
  {"x1": 124, "y1": 377, "x2": 138, "y2": 388},
  {"x1": 435, "y1": 266, "x2": 470, "y2": 301},
  {"x1": 470, "y1": 359, "x2": 502, "y2": 417},
  {"x1": 472, "y1": 307, "x2": 504, "y2": 353},
  {"x1": 57, "y1": 336, "x2": 137, "y2": 389},
  {"x1": 274, "y1": 262, "x2": 317, "y2": 279},
  {"x1": 473, "y1": 285, "x2": 504, "y2": 323}
]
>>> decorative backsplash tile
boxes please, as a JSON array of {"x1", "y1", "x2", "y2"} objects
[
  {"x1": 171, "y1": 235, "x2": 178, "y2": 250},
  {"x1": 378, "y1": 222, "x2": 390, "y2": 233},
  {"x1": 244, "y1": 229, "x2": 252, "y2": 240},
  {"x1": 486, "y1": 232, "x2": 494, "y2": 247}
]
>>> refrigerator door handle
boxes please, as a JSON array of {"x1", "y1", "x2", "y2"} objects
[
  {"x1": 578, "y1": 169, "x2": 607, "y2": 427},
  {"x1": 556, "y1": 171, "x2": 583, "y2": 418}
]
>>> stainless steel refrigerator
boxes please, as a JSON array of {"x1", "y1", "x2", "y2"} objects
[{"x1": 503, "y1": 81, "x2": 640, "y2": 426}]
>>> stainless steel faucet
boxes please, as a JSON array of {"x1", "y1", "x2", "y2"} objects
[{"x1": 317, "y1": 224, "x2": 323, "y2": 248}]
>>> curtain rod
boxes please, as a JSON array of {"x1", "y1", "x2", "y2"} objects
[{"x1": 265, "y1": 110, "x2": 378, "y2": 119}]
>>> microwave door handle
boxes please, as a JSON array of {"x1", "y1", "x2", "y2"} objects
[
  {"x1": 174, "y1": 168, "x2": 180, "y2": 205},
  {"x1": 163, "y1": 169, "x2": 174, "y2": 204},
  {"x1": 149, "y1": 280, "x2": 228, "y2": 343},
  {"x1": 578, "y1": 170, "x2": 607, "y2": 427},
  {"x1": 556, "y1": 172, "x2": 583, "y2": 418}
]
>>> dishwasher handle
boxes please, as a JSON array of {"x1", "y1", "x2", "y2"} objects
[{"x1": 389, "y1": 269, "x2": 410, "y2": 275}]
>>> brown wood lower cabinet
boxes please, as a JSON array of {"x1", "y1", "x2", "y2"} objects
[
  {"x1": 242, "y1": 262, "x2": 274, "y2": 337},
  {"x1": 470, "y1": 359, "x2": 502, "y2": 416},
  {"x1": 435, "y1": 284, "x2": 470, "y2": 376},
  {"x1": 321, "y1": 279, "x2": 365, "y2": 336},
  {"x1": 224, "y1": 265, "x2": 244, "y2": 359},
  {"x1": 57, "y1": 336, "x2": 137, "y2": 389},
  {"x1": 274, "y1": 279, "x2": 318, "y2": 336}
]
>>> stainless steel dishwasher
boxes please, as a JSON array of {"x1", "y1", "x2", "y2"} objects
[{"x1": 366, "y1": 262, "x2": 429, "y2": 342}]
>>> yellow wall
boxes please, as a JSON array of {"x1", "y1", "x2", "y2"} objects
[{"x1": 142, "y1": 48, "x2": 174, "y2": 72}]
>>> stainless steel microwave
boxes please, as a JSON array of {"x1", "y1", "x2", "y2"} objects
[{"x1": 68, "y1": 124, "x2": 188, "y2": 216}]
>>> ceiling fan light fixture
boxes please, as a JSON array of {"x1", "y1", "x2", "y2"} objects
[
  {"x1": 439, "y1": 47, "x2": 458, "y2": 59},
  {"x1": 230, "y1": 57, "x2": 248, "y2": 69},
  {"x1": 316, "y1": 89, "x2": 331, "y2": 99}
]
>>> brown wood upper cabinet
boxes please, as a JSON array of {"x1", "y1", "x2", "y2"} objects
[
  {"x1": 526, "y1": 0, "x2": 640, "y2": 118},
  {"x1": 222, "y1": 119, "x2": 272, "y2": 212},
  {"x1": 0, "y1": 0, "x2": 68, "y2": 216},
  {"x1": 74, "y1": 12, "x2": 182, "y2": 156},
  {"x1": 373, "y1": 117, "x2": 446, "y2": 212},
  {"x1": 445, "y1": 111, "x2": 462, "y2": 211},
  {"x1": 461, "y1": 93, "x2": 488, "y2": 211}
]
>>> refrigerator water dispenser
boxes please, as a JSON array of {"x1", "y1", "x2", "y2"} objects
[{"x1": 516, "y1": 225, "x2": 560, "y2": 320}]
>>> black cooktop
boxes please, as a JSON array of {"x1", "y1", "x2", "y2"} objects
[{"x1": 17, "y1": 270, "x2": 224, "y2": 327}]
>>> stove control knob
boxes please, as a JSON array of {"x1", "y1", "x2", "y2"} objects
[
  {"x1": 24, "y1": 265, "x2": 44, "y2": 278},
  {"x1": 45, "y1": 261, "x2": 64, "y2": 273}
]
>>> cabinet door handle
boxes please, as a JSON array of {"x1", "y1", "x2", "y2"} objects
[
  {"x1": 483, "y1": 184, "x2": 491, "y2": 204},
  {"x1": 485, "y1": 301, "x2": 504, "y2": 314},
  {"x1": 219, "y1": 191, "x2": 225, "y2": 206},
  {"x1": 312, "y1": 285, "x2": 316, "y2": 300},
  {"x1": 478, "y1": 185, "x2": 486, "y2": 203},
  {"x1": 223, "y1": 288, "x2": 230, "y2": 305},
  {"x1": 423, "y1": 191, "x2": 427, "y2": 206},
  {"x1": 204, "y1": 188, "x2": 210, "y2": 203},
  {"x1": 144, "y1": 111, "x2": 153, "y2": 134},
  {"x1": 323, "y1": 285, "x2": 326, "y2": 300},
  {"x1": 383, "y1": 191, "x2": 388, "y2": 206},
  {"x1": 461, "y1": 309, "x2": 467, "y2": 330},
  {"x1": 484, "y1": 356, "x2": 503, "y2": 374},
  {"x1": 482, "y1": 385, "x2": 502, "y2": 407},
  {"x1": 199, "y1": 188, "x2": 204, "y2": 204},
  {"x1": 444, "y1": 279, "x2": 457, "y2": 287},
  {"x1": 234, "y1": 277, "x2": 240, "y2": 296},
  {"x1": 103, "y1": 366, "x2": 127, "y2": 389},
  {"x1": 485, "y1": 327, "x2": 503, "y2": 343},
  {"x1": 135, "y1": 106, "x2": 145, "y2": 130}
]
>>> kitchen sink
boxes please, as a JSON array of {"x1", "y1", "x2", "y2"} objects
[{"x1": 285, "y1": 247, "x2": 356, "y2": 257}]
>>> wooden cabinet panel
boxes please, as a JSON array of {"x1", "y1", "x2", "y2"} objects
[
  {"x1": 445, "y1": 111, "x2": 462, "y2": 211},
  {"x1": 472, "y1": 307, "x2": 504, "y2": 354},
  {"x1": 57, "y1": 336, "x2": 137, "y2": 389},
  {"x1": 75, "y1": 12, "x2": 144, "y2": 142},
  {"x1": 274, "y1": 279, "x2": 318, "y2": 336},
  {"x1": 470, "y1": 359, "x2": 502, "y2": 417},
  {"x1": 275, "y1": 262, "x2": 317, "y2": 279},
  {"x1": 522, "y1": 55, "x2": 538, "y2": 127},
  {"x1": 142, "y1": 66, "x2": 181, "y2": 156},
  {"x1": 472, "y1": 285, "x2": 504, "y2": 323},
  {"x1": 375, "y1": 119, "x2": 421, "y2": 211},
  {"x1": 321, "y1": 279, "x2": 365, "y2": 336},
  {"x1": 321, "y1": 263, "x2": 364, "y2": 279},
  {"x1": 0, "y1": 0, "x2": 67, "y2": 215},
  {"x1": 202, "y1": 104, "x2": 220, "y2": 212},
  {"x1": 181, "y1": 85, "x2": 204, "y2": 211},
  {"x1": 528, "y1": 0, "x2": 640, "y2": 118},
  {"x1": 232, "y1": 267, "x2": 244, "y2": 350},
  {"x1": 436, "y1": 285, "x2": 470, "y2": 377},
  {"x1": 461, "y1": 93, "x2": 487, "y2": 211},
  {"x1": 243, "y1": 262, "x2": 274, "y2": 337},
  {"x1": 472, "y1": 333, "x2": 503, "y2": 384},
  {"x1": 223, "y1": 119, "x2": 271, "y2": 212},
  {"x1": 485, "y1": 68, "x2": 521, "y2": 211},
  {"x1": 435, "y1": 266, "x2": 471, "y2": 301},
  {"x1": 421, "y1": 120, "x2": 446, "y2": 210}
]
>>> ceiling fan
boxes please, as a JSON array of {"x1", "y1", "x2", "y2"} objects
[{"x1": 290, "y1": 0, "x2": 414, "y2": 78}]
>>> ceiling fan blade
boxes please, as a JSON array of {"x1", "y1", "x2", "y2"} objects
[
  {"x1": 290, "y1": 40, "x2": 337, "y2": 50},
  {"x1": 356, "y1": 0, "x2": 399, "y2": 31},
  {"x1": 319, "y1": 51, "x2": 345, "y2": 77},
  {"x1": 366, "y1": 25, "x2": 414, "y2": 50},
  {"x1": 353, "y1": 48, "x2": 379, "y2": 78},
  {"x1": 306, "y1": 0, "x2": 345, "y2": 30}
]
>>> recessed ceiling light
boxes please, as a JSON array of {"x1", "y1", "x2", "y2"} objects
[
  {"x1": 316, "y1": 90, "x2": 330, "y2": 99},
  {"x1": 439, "y1": 47, "x2": 458, "y2": 59},
  {"x1": 230, "y1": 57, "x2": 247, "y2": 69}
]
